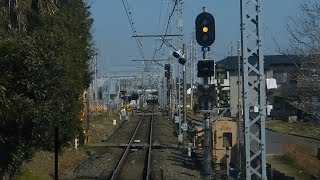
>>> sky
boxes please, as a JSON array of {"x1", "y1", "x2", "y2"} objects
[{"x1": 88, "y1": 0, "x2": 302, "y2": 77}]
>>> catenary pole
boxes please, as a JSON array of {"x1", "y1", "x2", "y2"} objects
[{"x1": 182, "y1": 43, "x2": 187, "y2": 146}]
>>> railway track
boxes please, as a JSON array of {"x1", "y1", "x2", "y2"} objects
[
  {"x1": 72, "y1": 103, "x2": 202, "y2": 179},
  {"x1": 110, "y1": 105, "x2": 155, "y2": 180}
]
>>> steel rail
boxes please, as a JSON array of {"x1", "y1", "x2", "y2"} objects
[
  {"x1": 146, "y1": 108, "x2": 154, "y2": 179},
  {"x1": 110, "y1": 114, "x2": 145, "y2": 180},
  {"x1": 111, "y1": 105, "x2": 155, "y2": 180}
]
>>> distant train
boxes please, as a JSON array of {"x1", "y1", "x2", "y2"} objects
[
  {"x1": 146, "y1": 90, "x2": 158, "y2": 105},
  {"x1": 146, "y1": 98, "x2": 158, "y2": 104}
]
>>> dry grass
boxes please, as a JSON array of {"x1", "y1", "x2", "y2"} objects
[
  {"x1": 283, "y1": 142, "x2": 320, "y2": 177},
  {"x1": 267, "y1": 155, "x2": 309, "y2": 180},
  {"x1": 17, "y1": 111, "x2": 123, "y2": 179},
  {"x1": 18, "y1": 148, "x2": 88, "y2": 179},
  {"x1": 87, "y1": 111, "x2": 123, "y2": 144},
  {"x1": 266, "y1": 121, "x2": 320, "y2": 140}
]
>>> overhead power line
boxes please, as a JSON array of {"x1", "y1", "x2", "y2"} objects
[
  {"x1": 152, "y1": 0, "x2": 178, "y2": 61},
  {"x1": 122, "y1": 0, "x2": 166, "y2": 68},
  {"x1": 121, "y1": 0, "x2": 145, "y2": 60}
]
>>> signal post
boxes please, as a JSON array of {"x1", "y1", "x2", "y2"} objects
[
  {"x1": 164, "y1": 64, "x2": 171, "y2": 117},
  {"x1": 195, "y1": 8, "x2": 215, "y2": 180}
]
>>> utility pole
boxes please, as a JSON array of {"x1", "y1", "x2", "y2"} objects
[
  {"x1": 178, "y1": 66, "x2": 182, "y2": 135},
  {"x1": 189, "y1": 39, "x2": 193, "y2": 111},
  {"x1": 94, "y1": 55, "x2": 98, "y2": 102},
  {"x1": 92, "y1": 54, "x2": 98, "y2": 114},
  {"x1": 191, "y1": 31, "x2": 198, "y2": 113},
  {"x1": 86, "y1": 90, "x2": 90, "y2": 131},
  {"x1": 182, "y1": 43, "x2": 187, "y2": 146},
  {"x1": 189, "y1": 32, "x2": 196, "y2": 113},
  {"x1": 107, "y1": 77, "x2": 111, "y2": 108},
  {"x1": 169, "y1": 75, "x2": 172, "y2": 119},
  {"x1": 172, "y1": 45, "x2": 187, "y2": 145},
  {"x1": 176, "y1": 0, "x2": 184, "y2": 140},
  {"x1": 241, "y1": 0, "x2": 267, "y2": 179},
  {"x1": 176, "y1": 0, "x2": 184, "y2": 45},
  {"x1": 54, "y1": 126, "x2": 59, "y2": 180},
  {"x1": 164, "y1": 63, "x2": 171, "y2": 118},
  {"x1": 141, "y1": 61, "x2": 145, "y2": 108},
  {"x1": 237, "y1": 40, "x2": 242, "y2": 171}
]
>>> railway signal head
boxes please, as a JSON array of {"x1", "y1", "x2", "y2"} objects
[
  {"x1": 178, "y1": 57, "x2": 186, "y2": 65},
  {"x1": 172, "y1": 50, "x2": 182, "y2": 59},
  {"x1": 165, "y1": 64, "x2": 171, "y2": 71},
  {"x1": 198, "y1": 84, "x2": 216, "y2": 101},
  {"x1": 131, "y1": 92, "x2": 139, "y2": 100},
  {"x1": 195, "y1": 12, "x2": 215, "y2": 47},
  {"x1": 197, "y1": 60, "x2": 215, "y2": 77},
  {"x1": 172, "y1": 50, "x2": 186, "y2": 65},
  {"x1": 164, "y1": 64, "x2": 171, "y2": 78}
]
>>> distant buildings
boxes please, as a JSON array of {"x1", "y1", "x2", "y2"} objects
[{"x1": 218, "y1": 55, "x2": 299, "y2": 119}]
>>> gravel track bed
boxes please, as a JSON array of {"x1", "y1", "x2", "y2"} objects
[
  {"x1": 133, "y1": 117, "x2": 151, "y2": 144},
  {"x1": 152, "y1": 149, "x2": 202, "y2": 179},
  {"x1": 117, "y1": 116, "x2": 152, "y2": 179},
  {"x1": 106, "y1": 116, "x2": 142, "y2": 144},
  {"x1": 151, "y1": 115, "x2": 202, "y2": 179},
  {"x1": 117, "y1": 148, "x2": 148, "y2": 179},
  {"x1": 68, "y1": 107, "x2": 202, "y2": 180},
  {"x1": 71, "y1": 147, "x2": 123, "y2": 179},
  {"x1": 70, "y1": 116, "x2": 143, "y2": 179}
]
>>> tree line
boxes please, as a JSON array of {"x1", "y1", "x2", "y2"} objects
[
  {"x1": 0, "y1": 0, "x2": 94, "y2": 176},
  {"x1": 283, "y1": 0, "x2": 320, "y2": 122}
]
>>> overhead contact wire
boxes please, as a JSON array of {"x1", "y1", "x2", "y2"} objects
[
  {"x1": 152, "y1": 0, "x2": 178, "y2": 61},
  {"x1": 121, "y1": 0, "x2": 145, "y2": 60}
]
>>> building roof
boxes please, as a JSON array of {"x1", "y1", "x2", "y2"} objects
[{"x1": 218, "y1": 55, "x2": 299, "y2": 70}]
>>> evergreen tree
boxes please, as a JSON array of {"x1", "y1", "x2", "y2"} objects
[{"x1": 0, "y1": 0, "x2": 94, "y2": 176}]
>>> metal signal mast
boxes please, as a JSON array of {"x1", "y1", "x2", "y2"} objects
[{"x1": 241, "y1": 0, "x2": 267, "y2": 179}]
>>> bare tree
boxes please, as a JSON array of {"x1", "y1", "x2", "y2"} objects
[{"x1": 285, "y1": 0, "x2": 320, "y2": 121}]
